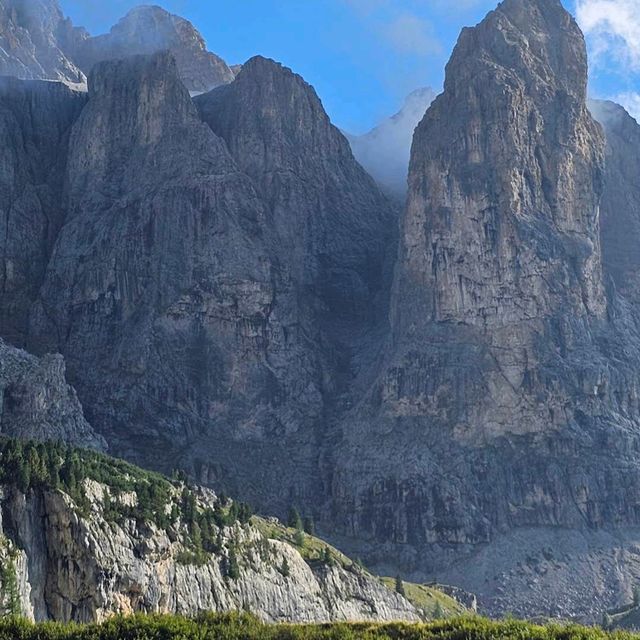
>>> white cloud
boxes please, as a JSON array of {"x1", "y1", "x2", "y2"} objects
[
  {"x1": 576, "y1": 0, "x2": 640, "y2": 70},
  {"x1": 614, "y1": 91, "x2": 640, "y2": 121}
]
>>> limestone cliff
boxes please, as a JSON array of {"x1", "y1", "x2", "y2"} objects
[
  {"x1": 0, "y1": 443, "x2": 419, "y2": 623},
  {"x1": 0, "y1": 76, "x2": 85, "y2": 344},
  {"x1": 327, "y1": 0, "x2": 640, "y2": 622}
]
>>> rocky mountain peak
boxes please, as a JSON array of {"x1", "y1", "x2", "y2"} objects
[
  {"x1": 75, "y1": 4, "x2": 234, "y2": 94},
  {"x1": 405, "y1": 0, "x2": 605, "y2": 328},
  {"x1": 0, "y1": 0, "x2": 86, "y2": 85},
  {"x1": 199, "y1": 55, "x2": 349, "y2": 178},
  {"x1": 448, "y1": 0, "x2": 588, "y2": 103}
]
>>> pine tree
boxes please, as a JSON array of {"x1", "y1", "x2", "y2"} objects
[
  {"x1": 303, "y1": 516, "x2": 315, "y2": 535},
  {"x1": 280, "y1": 557, "x2": 290, "y2": 578},
  {"x1": 288, "y1": 507, "x2": 302, "y2": 530},
  {"x1": 226, "y1": 548, "x2": 240, "y2": 580},
  {"x1": 433, "y1": 601, "x2": 444, "y2": 620},
  {"x1": 395, "y1": 574, "x2": 406, "y2": 597},
  {"x1": 322, "y1": 546, "x2": 334, "y2": 566}
]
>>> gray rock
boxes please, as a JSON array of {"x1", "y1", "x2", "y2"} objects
[
  {"x1": 0, "y1": 0, "x2": 85, "y2": 86},
  {"x1": 326, "y1": 0, "x2": 640, "y2": 623},
  {"x1": 0, "y1": 478, "x2": 420, "y2": 623},
  {"x1": 74, "y1": 5, "x2": 235, "y2": 94},
  {"x1": 0, "y1": 338, "x2": 104, "y2": 449},
  {"x1": 0, "y1": 75, "x2": 85, "y2": 344}
]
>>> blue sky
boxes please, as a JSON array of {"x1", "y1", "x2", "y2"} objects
[{"x1": 59, "y1": 0, "x2": 640, "y2": 132}]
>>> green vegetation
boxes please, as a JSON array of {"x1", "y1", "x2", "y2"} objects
[
  {"x1": 380, "y1": 579, "x2": 469, "y2": 620},
  {"x1": 0, "y1": 612, "x2": 639, "y2": 640},
  {"x1": 253, "y1": 517, "x2": 348, "y2": 568},
  {"x1": 0, "y1": 538, "x2": 21, "y2": 618},
  {"x1": 0, "y1": 437, "x2": 253, "y2": 568}
]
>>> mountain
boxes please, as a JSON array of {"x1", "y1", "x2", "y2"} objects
[
  {"x1": 328, "y1": 0, "x2": 640, "y2": 622},
  {"x1": 73, "y1": 5, "x2": 235, "y2": 94},
  {"x1": 347, "y1": 87, "x2": 436, "y2": 199},
  {"x1": 22, "y1": 50, "x2": 395, "y2": 519},
  {"x1": 0, "y1": 0, "x2": 85, "y2": 86},
  {"x1": 0, "y1": 1, "x2": 234, "y2": 93},
  {"x1": 0, "y1": 438, "x2": 421, "y2": 622},
  {"x1": 3, "y1": 0, "x2": 640, "y2": 625}
]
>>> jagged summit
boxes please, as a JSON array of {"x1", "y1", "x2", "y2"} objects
[
  {"x1": 0, "y1": 0, "x2": 86, "y2": 85},
  {"x1": 0, "y1": 0, "x2": 234, "y2": 92},
  {"x1": 75, "y1": 4, "x2": 234, "y2": 93}
]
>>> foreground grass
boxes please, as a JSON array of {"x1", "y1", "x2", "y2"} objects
[{"x1": 1, "y1": 613, "x2": 639, "y2": 640}]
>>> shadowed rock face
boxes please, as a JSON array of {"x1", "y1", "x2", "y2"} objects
[
  {"x1": 28, "y1": 52, "x2": 316, "y2": 503},
  {"x1": 25, "y1": 51, "x2": 396, "y2": 519},
  {"x1": 196, "y1": 56, "x2": 395, "y2": 331},
  {"x1": 0, "y1": 76, "x2": 86, "y2": 344},
  {"x1": 74, "y1": 5, "x2": 235, "y2": 93},
  {"x1": 0, "y1": 338, "x2": 103, "y2": 449}
]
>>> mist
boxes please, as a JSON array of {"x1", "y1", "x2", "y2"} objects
[{"x1": 347, "y1": 87, "x2": 436, "y2": 200}]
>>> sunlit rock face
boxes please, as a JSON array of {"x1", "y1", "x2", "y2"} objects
[
  {"x1": 0, "y1": 0, "x2": 86, "y2": 86},
  {"x1": 329, "y1": 0, "x2": 640, "y2": 622}
]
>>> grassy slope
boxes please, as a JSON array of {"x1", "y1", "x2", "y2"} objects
[
  {"x1": 254, "y1": 518, "x2": 468, "y2": 619},
  {"x1": 0, "y1": 613, "x2": 636, "y2": 640},
  {"x1": 380, "y1": 579, "x2": 468, "y2": 619}
]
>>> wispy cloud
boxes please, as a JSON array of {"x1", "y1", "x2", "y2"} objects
[
  {"x1": 384, "y1": 12, "x2": 442, "y2": 56},
  {"x1": 342, "y1": 0, "x2": 443, "y2": 58},
  {"x1": 614, "y1": 91, "x2": 640, "y2": 121},
  {"x1": 576, "y1": 0, "x2": 640, "y2": 70}
]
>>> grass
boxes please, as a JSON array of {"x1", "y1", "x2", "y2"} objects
[
  {"x1": 0, "y1": 612, "x2": 638, "y2": 640},
  {"x1": 253, "y1": 517, "x2": 351, "y2": 567},
  {"x1": 379, "y1": 579, "x2": 469, "y2": 619}
]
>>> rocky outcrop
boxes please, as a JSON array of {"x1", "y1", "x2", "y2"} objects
[
  {"x1": 23, "y1": 51, "x2": 396, "y2": 518},
  {"x1": 196, "y1": 56, "x2": 395, "y2": 327},
  {"x1": 74, "y1": 5, "x2": 234, "y2": 94},
  {"x1": 27, "y1": 52, "x2": 323, "y2": 511},
  {"x1": 0, "y1": 453, "x2": 419, "y2": 624},
  {"x1": 0, "y1": 0, "x2": 85, "y2": 86},
  {"x1": 347, "y1": 87, "x2": 436, "y2": 199},
  {"x1": 0, "y1": 339, "x2": 103, "y2": 449}
]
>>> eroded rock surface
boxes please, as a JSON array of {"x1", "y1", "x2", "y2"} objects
[
  {"x1": 0, "y1": 339, "x2": 103, "y2": 449},
  {"x1": 0, "y1": 476, "x2": 419, "y2": 623}
]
